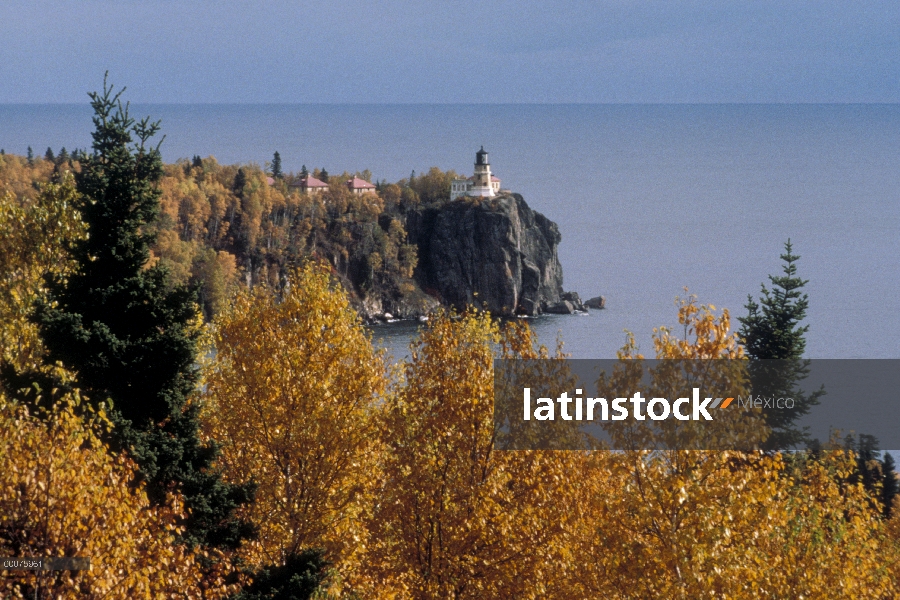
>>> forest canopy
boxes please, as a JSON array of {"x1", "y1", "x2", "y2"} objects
[{"x1": 0, "y1": 148, "x2": 449, "y2": 323}]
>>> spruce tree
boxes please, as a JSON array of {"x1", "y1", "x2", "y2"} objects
[
  {"x1": 45, "y1": 147, "x2": 55, "y2": 162},
  {"x1": 35, "y1": 76, "x2": 254, "y2": 549},
  {"x1": 843, "y1": 435, "x2": 898, "y2": 518},
  {"x1": 740, "y1": 239, "x2": 809, "y2": 359},
  {"x1": 233, "y1": 167, "x2": 247, "y2": 196},
  {"x1": 271, "y1": 151, "x2": 283, "y2": 179},
  {"x1": 229, "y1": 551, "x2": 328, "y2": 600},
  {"x1": 27, "y1": 146, "x2": 34, "y2": 165},
  {"x1": 738, "y1": 240, "x2": 823, "y2": 450},
  {"x1": 882, "y1": 453, "x2": 898, "y2": 518}
]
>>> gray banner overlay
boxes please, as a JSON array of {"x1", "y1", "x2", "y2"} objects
[
  {"x1": 493, "y1": 359, "x2": 900, "y2": 451},
  {"x1": 1, "y1": 557, "x2": 91, "y2": 571}
]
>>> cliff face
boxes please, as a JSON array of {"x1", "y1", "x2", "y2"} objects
[
  {"x1": 316, "y1": 217, "x2": 440, "y2": 322},
  {"x1": 407, "y1": 193, "x2": 572, "y2": 316}
]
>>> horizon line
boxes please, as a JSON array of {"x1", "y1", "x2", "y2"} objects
[{"x1": 3, "y1": 101, "x2": 900, "y2": 107}]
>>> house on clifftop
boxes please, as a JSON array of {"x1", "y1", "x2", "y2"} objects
[
  {"x1": 450, "y1": 147, "x2": 502, "y2": 200},
  {"x1": 347, "y1": 176, "x2": 376, "y2": 195},
  {"x1": 290, "y1": 173, "x2": 329, "y2": 195}
]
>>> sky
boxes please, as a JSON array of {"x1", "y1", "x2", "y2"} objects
[{"x1": 1, "y1": 0, "x2": 898, "y2": 104}]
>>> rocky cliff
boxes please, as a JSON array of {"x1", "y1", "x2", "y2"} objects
[{"x1": 406, "y1": 193, "x2": 580, "y2": 316}]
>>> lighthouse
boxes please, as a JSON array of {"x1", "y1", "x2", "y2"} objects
[
  {"x1": 450, "y1": 147, "x2": 502, "y2": 200},
  {"x1": 471, "y1": 146, "x2": 495, "y2": 197}
]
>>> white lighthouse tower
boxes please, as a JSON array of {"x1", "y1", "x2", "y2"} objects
[
  {"x1": 450, "y1": 147, "x2": 502, "y2": 200},
  {"x1": 470, "y1": 146, "x2": 495, "y2": 197}
]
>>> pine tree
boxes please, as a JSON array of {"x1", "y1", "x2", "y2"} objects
[
  {"x1": 35, "y1": 76, "x2": 254, "y2": 549},
  {"x1": 230, "y1": 551, "x2": 327, "y2": 600},
  {"x1": 849, "y1": 434, "x2": 883, "y2": 493},
  {"x1": 26, "y1": 146, "x2": 34, "y2": 165},
  {"x1": 57, "y1": 147, "x2": 70, "y2": 165},
  {"x1": 740, "y1": 239, "x2": 809, "y2": 359},
  {"x1": 45, "y1": 147, "x2": 55, "y2": 163},
  {"x1": 271, "y1": 151, "x2": 283, "y2": 179},
  {"x1": 233, "y1": 167, "x2": 247, "y2": 196},
  {"x1": 882, "y1": 452, "x2": 898, "y2": 518},
  {"x1": 843, "y1": 435, "x2": 898, "y2": 518},
  {"x1": 738, "y1": 240, "x2": 822, "y2": 450}
]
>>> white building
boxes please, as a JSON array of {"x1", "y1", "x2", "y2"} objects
[{"x1": 450, "y1": 147, "x2": 502, "y2": 200}]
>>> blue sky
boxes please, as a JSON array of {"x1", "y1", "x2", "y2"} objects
[{"x1": 2, "y1": 0, "x2": 898, "y2": 103}]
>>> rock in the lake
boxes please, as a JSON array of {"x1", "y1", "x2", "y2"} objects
[
  {"x1": 584, "y1": 295, "x2": 606, "y2": 309},
  {"x1": 560, "y1": 291, "x2": 586, "y2": 312},
  {"x1": 544, "y1": 300, "x2": 576, "y2": 314},
  {"x1": 407, "y1": 193, "x2": 574, "y2": 316}
]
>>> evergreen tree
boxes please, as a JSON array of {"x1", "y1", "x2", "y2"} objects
[
  {"x1": 27, "y1": 146, "x2": 34, "y2": 165},
  {"x1": 57, "y1": 146, "x2": 70, "y2": 165},
  {"x1": 34, "y1": 76, "x2": 254, "y2": 549},
  {"x1": 848, "y1": 434, "x2": 883, "y2": 493},
  {"x1": 192, "y1": 154, "x2": 203, "y2": 169},
  {"x1": 45, "y1": 147, "x2": 55, "y2": 163},
  {"x1": 740, "y1": 239, "x2": 809, "y2": 359},
  {"x1": 319, "y1": 168, "x2": 328, "y2": 183},
  {"x1": 738, "y1": 240, "x2": 823, "y2": 450},
  {"x1": 230, "y1": 551, "x2": 327, "y2": 600},
  {"x1": 271, "y1": 151, "x2": 283, "y2": 179},
  {"x1": 843, "y1": 435, "x2": 898, "y2": 518},
  {"x1": 882, "y1": 453, "x2": 898, "y2": 518},
  {"x1": 233, "y1": 167, "x2": 247, "y2": 196},
  {"x1": 300, "y1": 164, "x2": 308, "y2": 177}
]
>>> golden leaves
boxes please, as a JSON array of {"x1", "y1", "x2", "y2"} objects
[
  {"x1": 201, "y1": 262, "x2": 388, "y2": 590},
  {"x1": 367, "y1": 311, "x2": 585, "y2": 599},
  {"x1": 0, "y1": 392, "x2": 235, "y2": 599},
  {"x1": 562, "y1": 293, "x2": 900, "y2": 599},
  {"x1": 0, "y1": 172, "x2": 85, "y2": 374},
  {"x1": 4, "y1": 195, "x2": 896, "y2": 600}
]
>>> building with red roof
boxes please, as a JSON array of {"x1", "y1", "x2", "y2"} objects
[
  {"x1": 347, "y1": 176, "x2": 376, "y2": 195},
  {"x1": 290, "y1": 174, "x2": 329, "y2": 195}
]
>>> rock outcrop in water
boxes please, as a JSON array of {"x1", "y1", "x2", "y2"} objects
[{"x1": 406, "y1": 193, "x2": 581, "y2": 316}]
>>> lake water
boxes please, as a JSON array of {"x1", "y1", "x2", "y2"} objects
[{"x1": 2, "y1": 104, "x2": 898, "y2": 359}]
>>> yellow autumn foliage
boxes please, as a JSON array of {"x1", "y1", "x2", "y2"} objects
[
  {"x1": 563, "y1": 294, "x2": 900, "y2": 598},
  {"x1": 0, "y1": 171, "x2": 85, "y2": 375},
  {"x1": 201, "y1": 262, "x2": 388, "y2": 592},
  {"x1": 0, "y1": 392, "x2": 235, "y2": 599},
  {"x1": 3, "y1": 160, "x2": 897, "y2": 600},
  {"x1": 366, "y1": 312, "x2": 586, "y2": 599}
]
